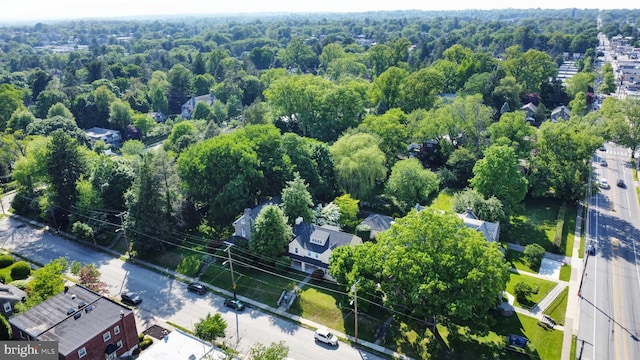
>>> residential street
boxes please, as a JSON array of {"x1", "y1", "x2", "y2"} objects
[{"x1": 0, "y1": 213, "x2": 388, "y2": 360}]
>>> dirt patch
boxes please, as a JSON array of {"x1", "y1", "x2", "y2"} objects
[{"x1": 143, "y1": 324, "x2": 171, "y2": 340}]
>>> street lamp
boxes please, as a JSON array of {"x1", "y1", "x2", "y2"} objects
[{"x1": 350, "y1": 279, "x2": 361, "y2": 344}]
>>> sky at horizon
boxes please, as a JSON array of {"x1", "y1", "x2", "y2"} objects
[{"x1": 0, "y1": 0, "x2": 639, "y2": 23}]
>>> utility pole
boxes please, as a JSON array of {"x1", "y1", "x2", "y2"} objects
[
  {"x1": 351, "y1": 279, "x2": 360, "y2": 345},
  {"x1": 223, "y1": 241, "x2": 237, "y2": 300},
  {"x1": 117, "y1": 211, "x2": 130, "y2": 259}
]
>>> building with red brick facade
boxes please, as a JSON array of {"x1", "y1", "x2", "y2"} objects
[{"x1": 9, "y1": 284, "x2": 139, "y2": 360}]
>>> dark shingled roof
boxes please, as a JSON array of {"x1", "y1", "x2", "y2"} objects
[
  {"x1": 9, "y1": 284, "x2": 134, "y2": 356},
  {"x1": 292, "y1": 222, "x2": 361, "y2": 255}
]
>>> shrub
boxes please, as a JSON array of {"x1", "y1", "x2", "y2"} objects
[
  {"x1": 10, "y1": 261, "x2": 31, "y2": 280},
  {"x1": 514, "y1": 281, "x2": 533, "y2": 302},
  {"x1": 523, "y1": 243, "x2": 546, "y2": 269},
  {"x1": 0, "y1": 254, "x2": 14, "y2": 268},
  {"x1": 0, "y1": 314, "x2": 11, "y2": 340},
  {"x1": 139, "y1": 337, "x2": 153, "y2": 350},
  {"x1": 71, "y1": 222, "x2": 94, "y2": 241},
  {"x1": 176, "y1": 255, "x2": 202, "y2": 278},
  {"x1": 9, "y1": 280, "x2": 28, "y2": 289}
]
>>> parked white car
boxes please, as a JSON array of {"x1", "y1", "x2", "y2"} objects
[
  {"x1": 314, "y1": 328, "x2": 338, "y2": 346},
  {"x1": 600, "y1": 178, "x2": 610, "y2": 189}
]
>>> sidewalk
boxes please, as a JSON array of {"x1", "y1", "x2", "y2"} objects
[
  {"x1": 3, "y1": 210, "x2": 413, "y2": 360},
  {"x1": 562, "y1": 203, "x2": 583, "y2": 360}
]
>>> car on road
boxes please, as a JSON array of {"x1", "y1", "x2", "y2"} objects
[
  {"x1": 599, "y1": 145, "x2": 606, "y2": 151},
  {"x1": 600, "y1": 160, "x2": 607, "y2": 166},
  {"x1": 617, "y1": 179, "x2": 625, "y2": 188},
  {"x1": 599, "y1": 178, "x2": 610, "y2": 189},
  {"x1": 121, "y1": 292, "x2": 142, "y2": 305},
  {"x1": 587, "y1": 243, "x2": 596, "y2": 256},
  {"x1": 224, "y1": 298, "x2": 245, "y2": 311},
  {"x1": 314, "y1": 328, "x2": 338, "y2": 346},
  {"x1": 187, "y1": 282, "x2": 206, "y2": 295}
]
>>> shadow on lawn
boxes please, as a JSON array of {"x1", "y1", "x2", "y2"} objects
[{"x1": 442, "y1": 311, "x2": 545, "y2": 360}]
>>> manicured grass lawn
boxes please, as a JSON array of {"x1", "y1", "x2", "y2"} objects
[
  {"x1": 429, "y1": 191, "x2": 454, "y2": 212},
  {"x1": 506, "y1": 272, "x2": 558, "y2": 309},
  {"x1": 505, "y1": 197, "x2": 562, "y2": 251},
  {"x1": 288, "y1": 283, "x2": 388, "y2": 343},
  {"x1": 559, "y1": 263, "x2": 571, "y2": 282},
  {"x1": 200, "y1": 262, "x2": 305, "y2": 305},
  {"x1": 543, "y1": 286, "x2": 569, "y2": 325},
  {"x1": 505, "y1": 249, "x2": 539, "y2": 273},
  {"x1": 389, "y1": 312, "x2": 563, "y2": 360}
]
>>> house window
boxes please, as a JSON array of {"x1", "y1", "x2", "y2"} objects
[
  {"x1": 294, "y1": 248, "x2": 298, "y2": 254},
  {"x1": 307, "y1": 251, "x2": 311, "y2": 257},
  {"x1": 315, "y1": 253, "x2": 319, "y2": 259},
  {"x1": 78, "y1": 347, "x2": 87, "y2": 358},
  {"x1": 114, "y1": 325, "x2": 120, "y2": 335},
  {"x1": 103, "y1": 331, "x2": 111, "y2": 342},
  {"x1": 117, "y1": 340, "x2": 123, "y2": 349},
  {"x1": 3, "y1": 302, "x2": 11, "y2": 313},
  {"x1": 241, "y1": 228, "x2": 246, "y2": 237}
]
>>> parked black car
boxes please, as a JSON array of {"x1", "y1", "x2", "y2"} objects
[
  {"x1": 187, "y1": 282, "x2": 206, "y2": 295},
  {"x1": 121, "y1": 292, "x2": 142, "y2": 305}
]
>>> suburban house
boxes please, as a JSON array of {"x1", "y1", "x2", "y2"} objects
[
  {"x1": 550, "y1": 105, "x2": 571, "y2": 121},
  {"x1": 415, "y1": 204, "x2": 500, "y2": 243},
  {"x1": 181, "y1": 92, "x2": 215, "y2": 119},
  {"x1": 84, "y1": 127, "x2": 122, "y2": 146},
  {"x1": 148, "y1": 111, "x2": 167, "y2": 123},
  {"x1": 457, "y1": 207, "x2": 501, "y2": 243},
  {"x1": 520, "y1": 102, "x2": 537, "y2": 122},
  {"x1": 359, "y1": 213, "x2": 395, "y2": 240},
  {"x1": 0, "y1": 284, "x2": 26, "y2": 317},
  {"x1": 9, "y1": 284, "x2": 139, "y2": 360},
  {"x1": 289, "y1": 218, "x2": 363, "y2": 278},
  {"x1": 232, "y1": 197, "x2": 281, "y2": 242}
]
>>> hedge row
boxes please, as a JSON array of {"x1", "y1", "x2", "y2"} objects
[{"x1": 552, "y1": 205, "x2": 567, "y2": 254}]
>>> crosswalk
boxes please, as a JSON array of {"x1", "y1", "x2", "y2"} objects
[{"x1": 602, "y1": 150, "x2": 632, "y2": 157}]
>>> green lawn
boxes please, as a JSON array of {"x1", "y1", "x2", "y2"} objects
[
  {"x1": 543, "y1": 286, "x2": 569, "y2": 325},
  {"x1": 429, "y1": 191, "x2": 454, "y2": 212},
  {"x1": 505, "y1": 197, "x2": 562, "y2": 251},
  {"x1": 506, "y1": 272, "x2": 558, "y2": 309},
  {"x1": 288, "y1": 284, "x2": 388, "y2": 343},
  {"x1": 561, "y1": 205, "x2": 577, "y2": 256},
  {"x1": 389, "y1": 312, "x2": 563, "y2": 360},
  {"x1": 559, "y1": 263, "x2": 571, "y2": 282}
]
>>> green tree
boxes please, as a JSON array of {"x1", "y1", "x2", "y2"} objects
[
  {"x1": 178, "y1": 134, "x2": 262, "y2": 226},
  {"x1": 250, "y1": 204, "x2": 292, "y2": 259},
  {"x1": 470, "y1": 144, "x2": 527, "y2": 216},
  {"x1": 569, "y1": 91, "x2": 588, "y2": 118},
  {"x1": 358, "y1": 108, "x2": 409, "y2": 167},
  {"x1": 0, "y1": 83, "x2": 26, "y2": 131},
  {"x1": 7, "y1": 109, "x2": 35, "y2": 132},
  {"x1": 132, "y1": 113, "x2": 156, "y2": 137},
  {"x1": 194, "y1": 313, "x2": 227, "y2": 344},
  {"x1": 45, "y1": 130, "x2": 87, "y2": 228},
  {"x1": 109, "y1": 99, "x2": 133, "y2": 132},
  {"x1": 487, "y1": 111, "x2": 536, "y2": 159},
  {"x1": 34, "y1": 89, "x2": 67, "y2": 119},
  {"x1": 168, "y1": 64, "x2": 194, "y2": 114},
  {"x1": 77, "y1": 263, "x2": 109, "y2": 294},
  {"x1": 514, "y1": 281, "x2": 533, "y2": 303},
  {"x1": 125, "y1": 153, "x2": 170, "y2": 258},
  {"x1": 385, "y1": 158, "x2": 439, "y2": 208},
  {"x1": 370, "y1": 66, "x2": 409, "y2": 111},
  {"x1": 523, "y1": 243, "x2": 546, "y2": 269},
  {"x1": 192, "y1": 101, "x2": 213, "y2": 121},
  {"x1": 492, "y1": 76, "x2": 523, "y2": 116},
  {"x1": 330, "y1": 208, "x2": 510, "y2": 332},
  {"x1": 249, "y1": 341, "x2": 289, "y2": 360},
  {"x1": 333, "y1": 194, "x2": 359, "y2": 230},
  {"x1": 23, "y1": 258, "x2": 67, "y2": 309},
  {"x1": 277, "y1": 37, "x2": 318, "y2": 72},
  {"x1": 600, "y1": 62, "x2": 616, "y2": 94},
  {"x1": 165, "y1": 121, "x2": 197, "y2": 154},
  {"x1": 47, "y1": 102, "x2": 74, "y2": 120},
  {"x1": 330, "y1": 132, "x2": 386, "y2": 200},
  {"x1": 451, "y1": 188, "x2": 506, "y2": 224},
  {"x1": 443, "y1": 147, "x2": 477, "y2": 189},
  {"x1": 281, "y1": 172, "x2": 314, "y2": 224},
  {"x1": 565, "y1": 71, "x2": 597, "y2": 99},
  {"x1": 606, "y1": 98, "x2": 640, "y2": 158},
  {"x1": 400, "y1": 67, "x2": 445, "y2": 112},
  {"x1": 448, "y1": 94, "x2": 494, "y2": 155}
]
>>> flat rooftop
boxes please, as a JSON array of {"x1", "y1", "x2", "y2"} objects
[{"x1": 136, "y1": 329, "x2": 227, "y2": 360}]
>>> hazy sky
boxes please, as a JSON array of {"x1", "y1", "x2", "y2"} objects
[{"x1": 1, "y1": 0, "x2": 638, "y2": 23}]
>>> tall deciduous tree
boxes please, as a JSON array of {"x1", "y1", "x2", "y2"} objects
[
  {"x1": 45, "y1": 129, "x2": 87, "y2": 228},
  {"x1": 386, "y1": 158, "x2": 440, "y2": 208},
  {"x1": 333, "y1": 194, "x2": 359, "y2": 230},
  {"x1": 330, "y1": 208, "x2": 510, "y2": 332},
  {"x1": 606, "y1": 98, "x2": 640, "y2": 158},
  {"x1": 249, "y1": 341, "x2": 289, "y2": 360},
  {"x1": 22, "y1": 258, "x2": 67, "y2": 309},
  {"x1": 359, "y1": 108, "x2": 409, "y2": 167},
  {"x1": 168, "y1": 64, "x2": 194, "y2": 114},
  {"x1": 370, "y1": 66, "x2": 409, "y2": 111},
  {"x1": 281, "y1": 172, "x2": 314, "y2": 224},
  {"x1": 250, "y1": 204, "x2": 292, "y2": 259},
  {"x1": 470, "y1": 144, "x2": 527, "y2": 217},
  {"x1": 0, "y1": 83, "x2": 25, "y2": 132},
  {"x1": 487, "y1": 111, "x2": 536, "y2": 159},
  {"x1": 330, "y1": 132, "x2": 386, "y2": 201}
]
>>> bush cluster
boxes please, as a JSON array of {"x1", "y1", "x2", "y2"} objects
[
  {"x1": 10, "y1": 261, "x2": 31, "y2": 280},
  {"x1": 0, "y1": 254, "x2": 14, "y2": 268}
]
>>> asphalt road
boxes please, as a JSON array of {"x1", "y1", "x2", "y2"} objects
[
  {"x1": 578, "y1": 144, "x2": 640, "y2": 360},
  {"x1": 0, "y1": 213, "x2": 386, "y2": 360}
]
